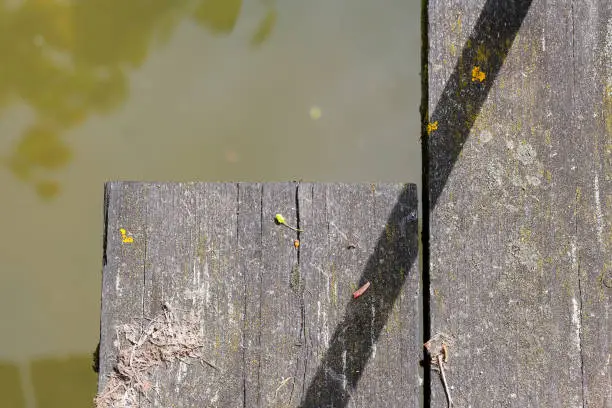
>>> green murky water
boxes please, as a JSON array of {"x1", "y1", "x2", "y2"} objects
[{"x1": 0, "y1": 0, "x2": 420, "y2": 406}]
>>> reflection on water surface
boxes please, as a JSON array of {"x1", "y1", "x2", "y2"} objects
[{"x1": 0, "y1": 0, "x2": 420, "y2": 406}]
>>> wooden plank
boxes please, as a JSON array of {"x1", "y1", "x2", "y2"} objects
[
  {"x1": 426, "y1": 0, "x2": 609, "y2": 406},
  {"x1": 98, "y1": 183, "x2": 245, "y2": 407},
  {"x1": 256, "y1": 182, "x2": 305, "y2": 406},
  {"x1": 240, "y1": 183, "x2": 265, "y2": 406},
  {"x1": 573, "y1": 0, "x2": 612, "y2": 406},
  {"x1": 142, "y1": 183, "x2": 243, "y2": 406},
  {"x1": 98, "y1": 182, "x2": 147, "y2": 400},
  {"x1": 298, "y1": 183, "x2": 420, "y2": 407},
  {"x1": 96, "y1": 182, "x2": 420, "y2": 407}
]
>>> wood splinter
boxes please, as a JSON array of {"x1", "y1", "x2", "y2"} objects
[{"x1": 353, "y1": 281, "x2": 371, "y2": 299}]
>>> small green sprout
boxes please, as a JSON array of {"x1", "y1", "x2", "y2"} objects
[{"x1": 275, "y1": 213, "x2": 303, "y2": 232}]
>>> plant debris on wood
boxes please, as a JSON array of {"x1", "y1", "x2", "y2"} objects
[
  {"x1": 425, "y1": 332, "x2": 455, "y2": 408},
  {"x1": 95, "y1": 302, "x2": 216, "y2": 407}
]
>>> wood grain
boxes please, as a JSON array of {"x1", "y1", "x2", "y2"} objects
[
  {"x1": 98, "y1": 182, "x2": 420, "y2": 407},
  {"x1": 427, "y1": 0, "x2": 611, "y2": 406}
]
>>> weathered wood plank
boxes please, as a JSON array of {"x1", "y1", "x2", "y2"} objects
[
  {"x1": 427, "y1": 0, "x2": 609, "y2": 406},
  {"x1": 98, "y1": 182, "x2": 147, "y2": 398},
  {"x1": 573, "y1": 0, "x2": 612, "y2": 406},
  {"x1": 143, "y1": 183, "x2": 244, "y2": 406},
  {"x1": 97, "y1": 182, "x2": 419, "y2": 407},
  {"x1": 298, "y1": 183, "x2": 420, "y2": 407},
  {"x1": 256, "y1": 183, "x2": 305, "y2": 406},
  {"x1": 99, "y1": 183, "x2": 245, "y2": 407},
  {"x1": 240, "y1": 183, "x2": 265, "y2": 406}
]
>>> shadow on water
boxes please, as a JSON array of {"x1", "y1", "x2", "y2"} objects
[
  {"x1": 0, "y1": 0, "x2": 275, "y2": 201},
  {"x1": 1, "y1": 355, "x2": 98, "y2": 408},
  {"x1": 30, "y1": 355, "x2": 99, "y2": 408},
  {"x1": 300, "y1": 0, "x2": 533, "y2": 406},
  {"x1": 0, "y1": 361, "x2": 26, "y2": 408}
]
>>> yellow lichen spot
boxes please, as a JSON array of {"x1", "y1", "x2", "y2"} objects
[
  {"x1": 604, "y1": 83, "x2": 612, "y2": 137},
  {"x1": 545, "y1": 170, "x2": 552, "y2": 183},
  {"x1": 120, "y1": 228, "x2": 134, "y2": 243},
  {"x1": 519, "y1": 226, "x2": 532, "y2": 242},
  {"x1": 544, "y1": 129, "x2": 552, "y2": 146},
  {"x1": 472, "y1": 66, "x2": 486, "y2": 82},
  {"x1": 427, "y1": 121, "x2": 438, "y2": 135}
]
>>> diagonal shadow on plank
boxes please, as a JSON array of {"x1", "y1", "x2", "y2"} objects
[
  {"x1": 427, "y1": 0, "x2": 534, "y2": 209},
  {"x1": 299, "y1": 1, "x2": 533, "y2": 406}
]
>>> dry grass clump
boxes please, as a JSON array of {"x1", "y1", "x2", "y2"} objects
[{"x1": 95, "y1": 303, "x2": 213, "y2": 407}]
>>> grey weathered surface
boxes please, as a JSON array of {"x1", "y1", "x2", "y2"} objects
[
  {"x1": 98, "y1": 182, "x2": 420, "y2": 407},
  {"x1": 427, "y1": 0, "x2": 611, "y2": 407},
  {"x1": 573, "y1": 1, "x2": 612, "y2": 406},
  {"x1": 298, "y1": 184, "x2": 420, "y2": 407}
]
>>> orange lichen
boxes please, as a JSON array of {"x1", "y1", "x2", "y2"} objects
[
  {"x1": 120, "y1": 228, "x2": 134, "y2": 243},
  {"x1": 472, "y1": 66, "x2": 486, "y2": 82},
  {"x1": 427, "y1": 121, "x2": 439, "y2": 135}
]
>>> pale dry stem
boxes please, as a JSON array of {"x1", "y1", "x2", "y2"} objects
[{"x1": 425, "y1": 332, "x2": 455, "y2": 408}]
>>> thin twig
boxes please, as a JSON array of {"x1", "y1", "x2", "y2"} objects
[
  {"x1": 424, "y1": 332, "x2": 455, "y2": 408},
  {"x1": 200, "y1": 358, "x2": 220, "y2": 371},
  {"x1": 437, "y1": 354, "x2": 453, "y2": 408},
  {"x1": 275, "y1": 376, "x2": 293, "y2": 398}
]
